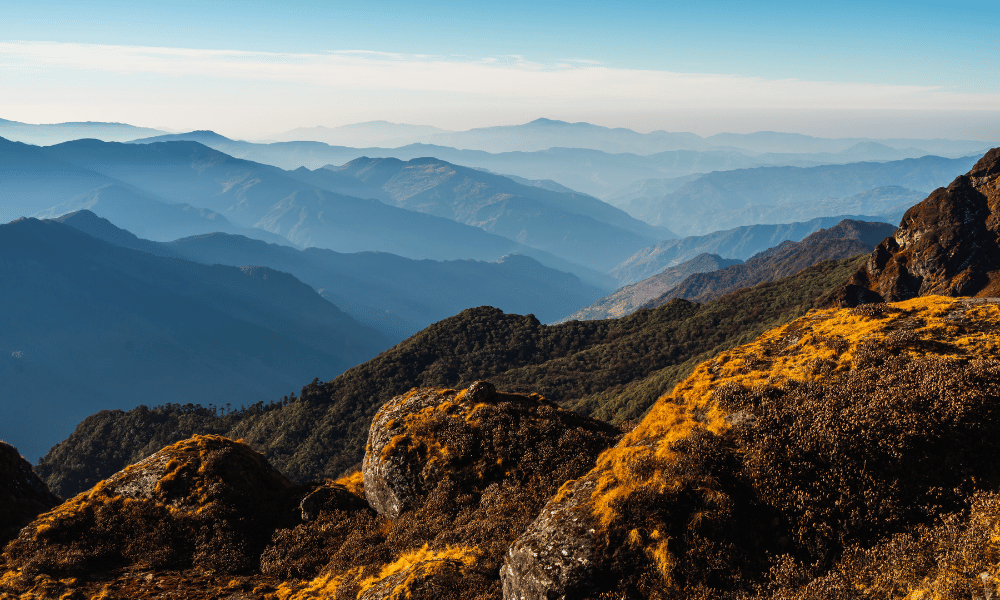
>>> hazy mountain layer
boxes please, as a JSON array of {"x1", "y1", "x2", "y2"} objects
[
  {"x1": 0, "y1": 217, "x2": 390, "y2": 462},
  {"x1": 624, "y1": 154, "x2": 978, "y2": 235},
  {"x1": 0, "y1": 118, "x2": 166, "y2": 146},
  {"x1": 57, "y1": 210, "x2": 605, "y2": 339},
  {"x1": 134, "y1": 130, "x2": 984, "y2": 200},
  {"x1": 286, "y1": 157, "x2": 672, "y2": 271},
  {"x1": 643, "y1": 219, "x2": 896, "y2": 307},
  {"x1": 557, "y1": 253, "x2": 742, "y2": 323},
  {"x1": 610, "y1": 216, "x2": 873, "y2": 286},
  {"x1": 269, "y1": 118, "x2": 992, "y2": 157},
  {"x1": 34, "y1": 184, "x2": 296, "y2": 246},
  {"x1": 37, "y1": 253, "x2": 864, "y2": 497}
]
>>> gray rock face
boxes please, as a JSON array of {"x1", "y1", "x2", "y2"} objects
[
  {"x1": 501, "y1": 474, "x2": 601, "y2": 600},
  {"x1": 363, "y1": 382, "x2": 496, "y2": 518}
]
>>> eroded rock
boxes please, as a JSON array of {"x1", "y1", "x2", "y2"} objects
[{"x1": 833, "y1": 148, "x2": 1000, "y2": 306}]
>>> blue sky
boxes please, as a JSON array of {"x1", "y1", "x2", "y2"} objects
[{"x1": 0, "y1": 0, "x2": 997, "y2": 138}]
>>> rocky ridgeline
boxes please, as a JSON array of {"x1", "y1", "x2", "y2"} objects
[{"x1": 835, "y1": 148, "x2": 1000, "y2": 305}]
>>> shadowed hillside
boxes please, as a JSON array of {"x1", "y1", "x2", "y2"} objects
[
  {"x1": 0, "y1": 217, "x2": 390, "y2": 462},
  {"x1": 36, "y1": 253, "x2": 865, "y2": 497}
]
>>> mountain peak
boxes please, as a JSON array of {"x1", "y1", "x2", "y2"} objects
[{"x1": 832, "y1": 148, "x2": 1000, "y2": 305}]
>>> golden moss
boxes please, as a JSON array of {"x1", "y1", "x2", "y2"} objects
[
  {"x1": 357, "y1": 544, "x2": 479, "y2": 594},
  {"x1": 584, "y1": 296, "x2": 1000, "y2": 591},
  {"x1": 334, "y1": 471, "x2": 365, "y2": 497}
]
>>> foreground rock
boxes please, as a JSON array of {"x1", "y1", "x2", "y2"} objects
[
  {"x1": 3, "y1": 434, "x2": 297, "y2": 578},
  {"x1": 0, "y1": 442, "x2": 60, "y2": 545},
  {"x1": 834, "y1": 148, "x2": 1000, "y2": 305},
  {"x1": 273, "y1": 382, "x2": 620, "y2": 599},
  {"x1": 502, "y1": 296, "x2": 1000, "y2": 599}
]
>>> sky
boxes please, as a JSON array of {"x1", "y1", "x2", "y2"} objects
[{"x1": 0, "y1": 0, "x2": 998, "y2": 140}]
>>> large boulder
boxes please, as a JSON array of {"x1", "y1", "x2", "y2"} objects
[
  {"x1": 0, "y1": 441, "x2": 60, "y2": 545},
  {"x1": 833, "y1": 148, "x2": 1000, "y2": 305},
  {"x1": 272, "y1": 382, "x2": 620, "y2": 599},
  {"x1": 362, "y1": 381, "x2": 619, "y2": 520},
  {"x1": 3, "y1": 434, "x2": 297, "y2": 577}
]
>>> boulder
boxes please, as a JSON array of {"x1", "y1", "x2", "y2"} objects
[{"x1": 4, "y1": 434, "x2": 296, "y2": 576}]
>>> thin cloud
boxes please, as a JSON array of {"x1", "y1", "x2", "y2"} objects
[{"x1": 1, "y1": 40, "x2": 999, "y2": 113}]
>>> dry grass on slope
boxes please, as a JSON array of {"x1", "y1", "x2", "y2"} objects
[{"x1": 513, "y1": 296, "x2": 1000, "y2": 599}]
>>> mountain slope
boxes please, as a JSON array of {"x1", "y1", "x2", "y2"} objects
[
  {"x1": 35, "y1": 184, "x2": 296, "y2": 246},
  {"x1": 0, "y1": 217, "x2": 391, "y2": 462},
  {"x1": 33, "y1": 139, "x2": 621, "y2": 278},
  {"x1": 36, "y1": 253, "x2": 865, "y2": 497},
  {"x1": 285, "y1": 157, "x2": 670, "y2": 270},
  {"x1": 558, "y1": 253, "x2": 742, "y2": 322},
  {"x1": 56, "y1": 210, "x2": 605, "y2": 339},
  {"x1": 643, "y1": 219, "x2": 896, "y2": 307},
  {"x1": 611, "y1": 216, "x2": 872, "y2": 286}
]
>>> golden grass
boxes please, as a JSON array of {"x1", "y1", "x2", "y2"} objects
[{"x1": 586, "y1": 296, "x2": 1000, "y2": 578}]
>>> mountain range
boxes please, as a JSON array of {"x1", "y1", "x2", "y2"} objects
[
  {"x1": 619, "y1": 154, "x2": 979, "y2": 235},
  {"x1": 133, "y1": 128, "x2": 987, "y2": 200},
  {"x1": 641, "y1": 219, "x2": 896, "y2": 307},
  {"x1": 268, "y1": 118, "x2": 992, "y2": 157},
  {"x1": 5, "y1": 145, "x2": 1000, "y2": 600},
  {"x1": 56, "y1": 210, "x2": 605, "y2": 339},
  {"x1": 610, "y1": 215, "x2": 881, "y2": 286},
  {"x1": 0, "y1": 216, "x2": 391, "y2": 462}
]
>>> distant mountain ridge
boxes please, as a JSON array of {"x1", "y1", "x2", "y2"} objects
[
  {"x1": 557, "y1": 253, "x2": 742, "y2": 322},
  {"x1": 0, "y1": 119, "x2": 166, "y2": 146},
  {"x1": 610, "y1": 215, "x2": 881, "y2": 286},
  {"x1": 643, "y1": 219, "x2": 896, "y2": 308},
  {"x1": 622, "y1": 154, "x2": 979, "y2": 235},
  {"x1": 55, "y1": 210, "x2": 606, "y2": 340},
  {"x1": 267, "y1": 118, "x2": 992, "y2": 157},
  {"x1": 0, "y1": 216, "x2": 390, "y2": 462},
  {"x1": 132, "y1": 129, "x2": 989, "y2": 200}
]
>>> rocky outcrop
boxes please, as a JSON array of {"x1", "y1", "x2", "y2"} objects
[
  {"x1": 0, "y1": 441, "x2": 60, "y2": 545},
  {"x1": 501, "y1": 296, "x2": 1000, "y2": 599},
  {"x1": 3, "y1": 434, "x2": 297, "y2": 577},
  {"x1": 362, "y1": 381, "x2": 618, "y2": 520},
  {"x1": 833, "y1": 148, "x2": 1000, "y2": 306},
  {"x1": 501, "y1": 474, "x2": 600, "y2": 600}
]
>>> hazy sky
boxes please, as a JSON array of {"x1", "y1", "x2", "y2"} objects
[{"x1": 1, "y1": 0, "x2": 998, "y2": 140}]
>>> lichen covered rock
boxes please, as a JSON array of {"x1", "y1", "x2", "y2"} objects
[
  {"x1": 502, "y1": 296, "x2": 1000, "y2": 599},
  {"x1": 362, "y1": 381, "x2": 618, "y2": 519},
  {"x1": 0, "y1": 441, "x2": 60, "y2": 546},
  {"x1": 273, "y1": 382, "x2": 619, "y2": 599},
  {"x1": 3, "y1": 434, "x2": 296, "y2": 576}
]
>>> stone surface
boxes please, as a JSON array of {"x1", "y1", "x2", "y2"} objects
[
  {"x1": 3, "y1": 434, "x2": 297, "y2": 576},
  {"x1": 833, "y1": 148, "x2": 1000, "y2": 306},
  {"x1": 501, "y1": 474, "x2": 600, "y2": 600}
]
